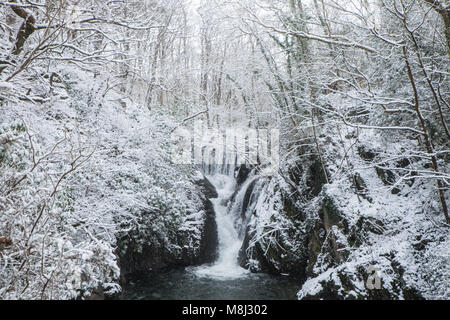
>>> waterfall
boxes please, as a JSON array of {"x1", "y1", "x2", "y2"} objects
[
  {"x1": 193, "y1": 173, "x2": 250, "y2": 279},
  {"x1": 227, "y1": 175, "x2": 263, "y2": 236}
]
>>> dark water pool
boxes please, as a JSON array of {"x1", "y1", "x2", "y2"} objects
[{"x1": 122, "y1": 268, "x2": 301, "y2": 300}]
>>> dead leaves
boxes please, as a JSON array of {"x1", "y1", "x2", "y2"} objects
[{"x1": 0, "y1": 236, "x2": 12, "y2": 245}]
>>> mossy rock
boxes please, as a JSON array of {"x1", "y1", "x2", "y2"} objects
[
  {"x1": 357, "y1": 145, "x2": 377, "y2": 162},
  {"x1": 281, "y1": 192, "x2": 305, "y2": 221},
  {"x1": 305, "y1": 158, "x2": 329, "y2": 198},
  {"x1": 351, "y1": 173, "x2": 373, "y2": 202},
  {"x1": 348, "y1": 216, "x2": 385, "y2": 248},
  {"x1": 320, "y1": 196, "x2": 344, "y2": 229}
]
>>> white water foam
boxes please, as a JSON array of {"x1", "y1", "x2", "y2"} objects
[{"x1": 192, "y1": 174, "x2": 250, "y2": 280}]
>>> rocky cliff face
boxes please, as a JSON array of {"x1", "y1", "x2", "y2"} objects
[
  {"x1": 231, "y1": 164, "x2": 308, "y2": 280},
  {"x1": 116, "y1": 174, "x2": 219, "y2": 287},
  {"x1": 232, "y1": 152, "x2": 448, "y2": 299}
]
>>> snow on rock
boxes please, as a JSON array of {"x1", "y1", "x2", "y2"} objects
[{"x1": 234, "y1": 125, "x2": 449, "y2": 300}]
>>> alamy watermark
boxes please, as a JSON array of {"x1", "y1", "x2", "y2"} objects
[
  {"x1": 171, "y1": 120, "x2": 280, "y2": 176},
  {"x1": 366, "y1": 265, "x2": 382, "y2": 290}
]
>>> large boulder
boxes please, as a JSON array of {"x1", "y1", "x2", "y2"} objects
[{"x1": 116, "y1": 173, "x2": 219, "y2": 284}]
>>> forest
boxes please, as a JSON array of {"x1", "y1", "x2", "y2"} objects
[{"x1": 0, "y1": 0, "x2": 448, "y2": 300}]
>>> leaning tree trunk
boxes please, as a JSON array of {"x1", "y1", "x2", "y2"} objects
[
  {"x1": 0, "y1": 3, "x2": 36, "y2": 76},
  {"x1": 10, "y1": 5, "x2": 36, "y2": 56}
]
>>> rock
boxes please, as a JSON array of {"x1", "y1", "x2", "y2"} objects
[
  {"x1": 117, "y1": 240, "x2": 178, "y2": 282},
  {"x1": 240, "y1": 178, "x2": 260, "y2": 219},
  {"x1": 300, "y1": 265, "x2": 425, "y2": 300},
  {"x1": 238, "y1": 217, "x2": 307, "y2": 279},
  {"x1": 238, "y1": 226, "x2": 286, "y2": 275},
  {"x1": 357, "y1": 145, "x2": 377, "y2": 162},
  {"x1": 305, "y1": 158, "x2": 328, "y2": 198},
  {"x1": 352, "y1": 173, "x2": 373, "y2": 202},
  {"x1": 194, "y1": 175, "x2": 219, "y2": 263},
  {"x1": 116, "y1": 174, "x2": 219, "y2": 286},
  {"x1": 348, "y1": 216, "x2": 384, "y2": 248},
  {"x1": 309, "y1": 196, "x2": 350, "y2": 272},
  {"x1": 237, "y1": 226, "x2": 251, "y2": 268},
  {"x1": 375, "y1": 166, "x2": 396, "y2": 185},
  {"x1": 235, "y1": 164, "x2": 252, "y2": 185},
  {"x1": 197, "y1": 193, "x2": 219, "y2": 263},
  {"x1": 195, "y1": 175, "x2": 218, "y2": 199}
]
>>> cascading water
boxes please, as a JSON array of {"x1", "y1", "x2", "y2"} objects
[
  {"x1": 227, "y1": 174, "x2": 263, "y2": 236},
  {"x1": 193, "y1": 173, "x2": 249, "y2": 279},
  {"x1": 123, "y1": 167, "x2": 300, "y2": 300}
]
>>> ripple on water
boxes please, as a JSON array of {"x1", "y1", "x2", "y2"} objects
[
  {"x1": 189, "y1": 263, "x2": 250, "y2": 280},
  {"x1": 123, "y1": 268, "x2": 301, "y2": 300}
]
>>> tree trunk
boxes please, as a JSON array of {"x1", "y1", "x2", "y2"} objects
[
  {"x1": 403, "y1": 45, "x2": 449, "y2": 225},
  {"x1": 10, "y1": 4, "x2": 36, "y2": 56},
  {"x1": 423, "y1": 0, "x2": 450, "y2": 54}
]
